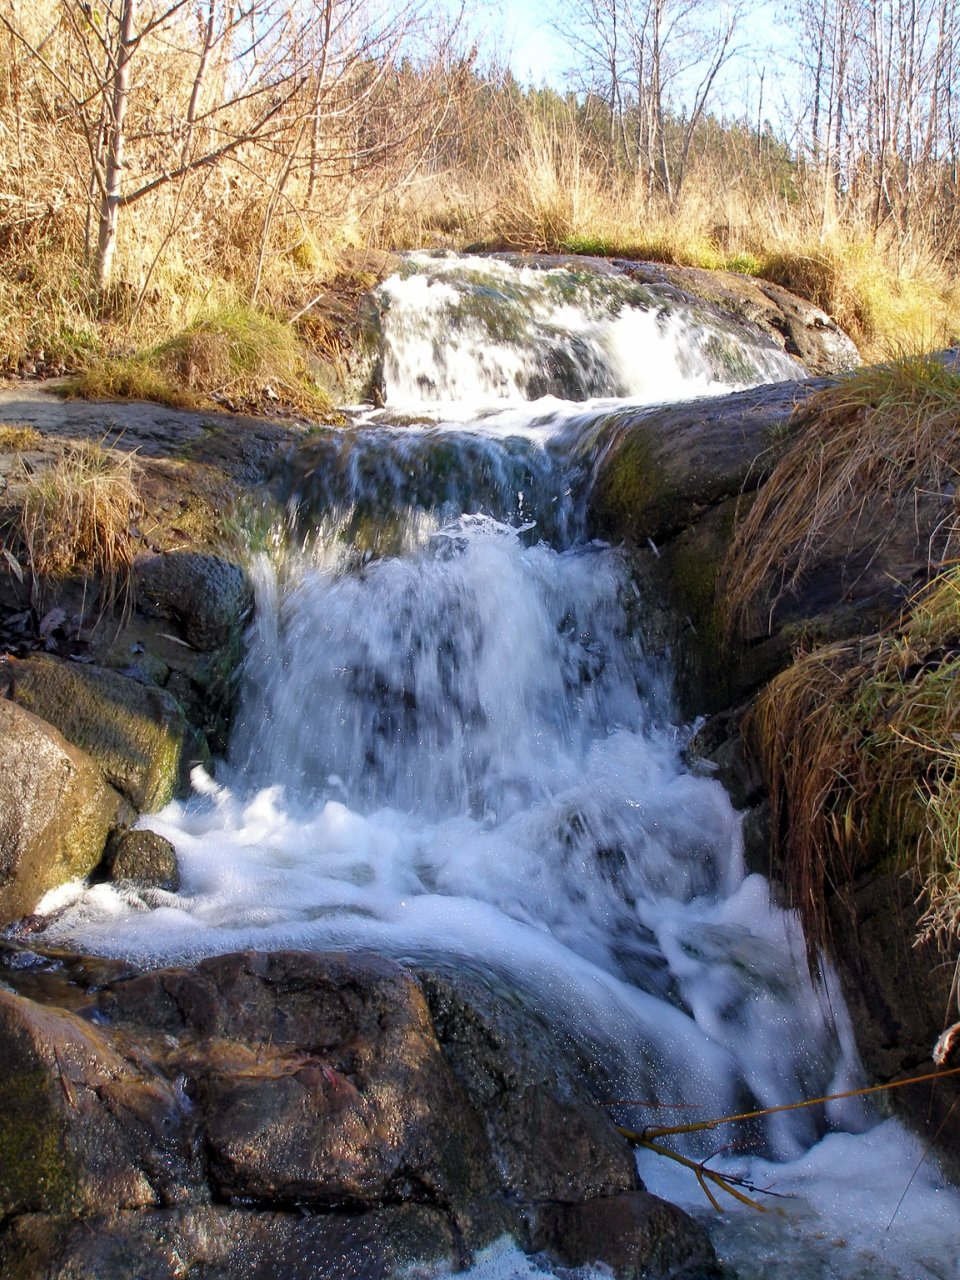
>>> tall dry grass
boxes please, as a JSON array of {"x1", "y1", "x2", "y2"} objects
[
  {"x1": 720, "y1": 355, "x2": 960, "y2": 640},
  {"x1": 753, "y1": 567, "x2": 960, "y2": 954},
  {"x1": 2, "y1": 5, "x2": 960, "y2": 388}
]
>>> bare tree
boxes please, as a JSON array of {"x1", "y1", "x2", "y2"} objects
[
  {"x1": 0, "y1": 0, "x2": 439, "y2": 300},
  {"x1": 554, "y1": 0, "x2": 744, "y2": 202}
]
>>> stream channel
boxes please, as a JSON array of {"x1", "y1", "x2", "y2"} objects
[{"x1": 39, "y1": 254, "x2": 960, "y2": 1277}]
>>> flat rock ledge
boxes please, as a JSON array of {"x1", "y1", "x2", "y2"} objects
[{"x1": 0, "y1": 946, "x2": 719, "y2": 1280}]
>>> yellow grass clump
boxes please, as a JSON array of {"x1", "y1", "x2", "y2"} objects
[
  {"x1": 721, "y1": 354, "x2": 960, "y2": 641},
  {"x1": 753, "y1": 567, "x2": 960, "y2": 952},
  {"x1": 15, "y1": 440, "x2": 143, "y2": 612}
]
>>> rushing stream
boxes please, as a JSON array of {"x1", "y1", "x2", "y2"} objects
[{"x1": 39, "y1": 254, "x2": 960, "y2": 1277}]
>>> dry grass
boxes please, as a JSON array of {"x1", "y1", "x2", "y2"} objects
[
  {"x1": 721, "y1": 354, "x2": 960, "y2": 640},
  {"x1": 753, "y1": 567, "x2": 960, "y2": 953},
  {"x1": 0, "y1": 424, "x2": 42, "y2": 450},
  {"x1": 16, "y1": 440, "x2": 143, "y2": 612}
]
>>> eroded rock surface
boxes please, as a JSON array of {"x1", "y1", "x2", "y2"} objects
[
  {"x1": 0, "y1": 699, "x2": 121, "y2": 922},
  {"x1": 0, "y1": 948, "x2": 719, "y2": 1280}
]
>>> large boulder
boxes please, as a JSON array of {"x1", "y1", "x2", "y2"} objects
[
  {"x1": 3, "y1": 653, "x2": 191, "y2": 811},
  {"x1": 0, "y1": 948, "x2": 719, "y2": 1279},
  {"x1": 0, "y1": 987, "x2": 202, "y2": 1218},
  {"x1": 0, "y1": 699, "x2": 120, "y2": 923}
]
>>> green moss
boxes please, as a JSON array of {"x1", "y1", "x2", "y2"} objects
[
  {"x1": 0, "y1": 1065, "x2": 76, "y2": 1215},
  {"x1": 591, "y1": 428, "x2": 665, "y2": 540}
]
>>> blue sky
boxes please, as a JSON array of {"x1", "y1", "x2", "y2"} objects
[{"x1": 482, "y1": 0, "x2": 799, "y2": 133}]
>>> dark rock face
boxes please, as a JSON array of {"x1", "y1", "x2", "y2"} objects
[
  {"x1": 0, "y1": 699, "x2": 121, "y2": 923},
  {"x1": 0, "y1": 949, "x2": 718, "y2": 1279},
  {"x1": 134, "y1": 551, "x2": 251, "y2": 652}
]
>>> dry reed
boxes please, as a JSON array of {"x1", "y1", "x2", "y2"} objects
[
  {"x1": 721, "y1": 355, "x2": 960, "y2": 642},
  {"x1": 17, "y1": 440, "x2": 143, "y2": 613}
]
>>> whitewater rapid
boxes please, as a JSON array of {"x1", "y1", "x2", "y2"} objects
[{"x1": 35, "y1": 253, "x2": 960, "y2": 1278}]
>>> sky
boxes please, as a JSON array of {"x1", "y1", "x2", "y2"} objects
[{"x1": 481, "y1": 0, "x2": 800, "y2": 135}]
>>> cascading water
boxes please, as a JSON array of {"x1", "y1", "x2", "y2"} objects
[{"x1": 37, "y1": 254, "x2": 960, "y2": 1278}]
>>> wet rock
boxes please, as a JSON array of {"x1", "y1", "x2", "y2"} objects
[
  {"x1": 96, "y1": 951, "x2": 501, "y2": 1236},
  {"x1": 618, "y1": 258, "x2": 860, "y2": 376},
  {"x1": 0, "y1": 987, "x2": 202, "y2": 1217},
  {"x1": 418, "y1": 965, "x2": 638, "y2": 1206},
  {"x1": 4, "y1": 652, "x2": 191, "y2": 811},
  {"x1": 533, "y1": 1191, "x2": 721, "y2": 1279},
  {"x1": 0, "y1": 1204, "x2": 457, "y2": 1280},
  {"x1": 0, "y1": 949, "x2": 719, "y2": 1279},
  {"x1": 827, "y1": 871, "x2": 960, "y2": 1182},
  {"x1": 134, "y1": 551, "x2": 251, "y2": 651},
  {"x1": 102, "y1": 828, "x2": 179, "y2": 891},
  {"x1": 0, "y1": 699, "x2": 121, "y2": 924}
]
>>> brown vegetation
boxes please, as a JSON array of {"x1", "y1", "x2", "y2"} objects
[
  {"x1": 13, "y1": 441, "x2": 143, "y2": 612},
  {"x1": 722, "y1": 358, "x2": 960, "y2": 952},
  {"x1": 2, "y1": 0, "x2": 960, "y2": 395}
]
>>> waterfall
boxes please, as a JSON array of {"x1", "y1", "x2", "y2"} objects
[{"x1": 37, "y1": 253, "x2": 959, "y2": 1279}]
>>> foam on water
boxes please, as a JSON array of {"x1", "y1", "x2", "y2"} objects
[
  {"x1": 32, "y1": 254, "x2": 958, "y2": 1277},
  {"x1": 377, "y1": 252, "x2": 802, "y2": 415}
]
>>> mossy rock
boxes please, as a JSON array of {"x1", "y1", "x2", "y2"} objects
[
  {"x1": 5, "y1": 653, "x2": 191, "y2": 812},
  {"x1": 0, "y1": 698, "x2": 121, "y2": 924}
]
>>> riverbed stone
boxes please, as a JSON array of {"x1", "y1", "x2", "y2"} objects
[
  {"x1": 533, "y1": 1191, "x2": 721, "y2": 1278},
  {"x1": 0, "y1": 948, "x2": 719, "y2": 1279},
  {"x1": 0, "y1": 986, "x2": 202, "y2": 1218},
  {"x1": 134, "y1": 550, "x2": 251, "y2": 651},
  {"x1": 418, "y1": 965, "x2": 638, "y2": 1205},
  {"x1": 102, "y1": 827, "x2": 179, "y2": 890},
  {"x1": 0, "y1": 1203, "x2": 458, "y2": 1280},
  {"x1": 4, "y1": 652, "x2": 191, "y2": 811},
  {"x1": 0, "y1": 699, "x2": 120, "y2": 924}
]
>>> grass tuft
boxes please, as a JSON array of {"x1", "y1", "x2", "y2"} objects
[
  {"x1": 0, "y1": 425, "x2": 43, "y2": 450},
  {"x1": 753, "y1": 567, "x2": 960, "y2": 952},
  {"x1": 67, "y1": 356, "x2": 191, "y2": 408},
  {"x1": 15, "y1": 440, "x2": 143, "y2": 613},
  {"x1": 65, "y1": 304, "x2": 332, "y2": 417},
  {"x1": 721, "y1": 353, "x2": 960, "y2": 640}
]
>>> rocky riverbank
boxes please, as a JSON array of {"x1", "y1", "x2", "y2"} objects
[{"x1": 0, "y1": 261, "x2": 950, "y2": 1277}]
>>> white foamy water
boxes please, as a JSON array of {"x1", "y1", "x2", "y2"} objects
[
  {"x1": 34, "y1": 255, "x2": 958, "y2": 1277},
  {"x1": 376, "y1": 252, "x2": 802, "y2": 415}
]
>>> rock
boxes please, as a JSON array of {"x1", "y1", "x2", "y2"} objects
[
  {"x1": 134, "y1": 551, "x2": 251, "y2": 651},
  {"x1": 533, "y1": 1191, "x2": 721, "y2": 1279},
  {"x1": 0, "y1": 949, "x2": 719, "y2": 1279},
  {"x1": 589, "y1": 379, "x2": 816, "y2": 550},
  {"x1": 827, "y1": 871, "x2": 960, "y2": 1182},
  {"x1": 588, "y1": 370, "x2": 951, "y2": 713},
  {"x1": 0, "y1": 987, "x2": 202, "y2": 1218},
  {"x1": 0, "y1": 699, "x2": 120, "y2": 924},
  {"x1": 4, "y1": 653, "x2": 191, "y2": 811},
  {"x1": 417, "y1": 965, "x2": 638, "y2": 1206},
  {"x1": 95, "y1": 951, "x2": 501, "y2": 1237},
  {"x1": 618, "y1": 258, "x2": 860, "y2": 376},
  {"x1": 102, "y1": 828, "x2": 179, "y2": 891},
  {"x1": 0, "y1": 1204, "x2": 457, "y2": 1280}
]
